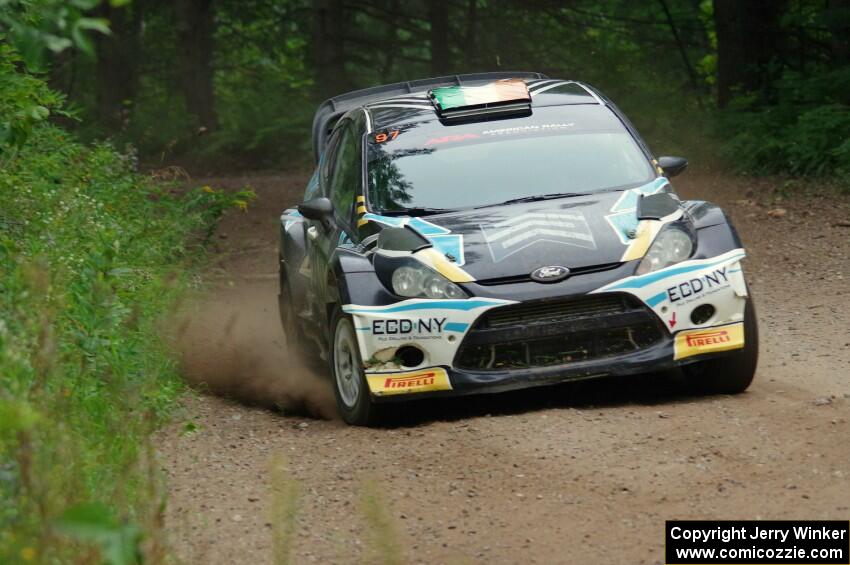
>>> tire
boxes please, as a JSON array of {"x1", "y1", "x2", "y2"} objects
[
  {"x1": 682, "y1": 296, "x2": 759, "y2": 394},
  {"x1": 329, "y1": 308, "x2": 380, "y2": 426}
]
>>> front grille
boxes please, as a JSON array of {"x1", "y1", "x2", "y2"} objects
[
  {"x1": 455, "y1": 293, "x2": 664, "y2": 370},
  {"x1": 485, "y1": 294, "x2": 627, "y2": 327}
]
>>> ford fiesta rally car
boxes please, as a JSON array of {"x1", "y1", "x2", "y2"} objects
[{"x1": 279, "y1": 72, "x2": 758, "y2": 425}]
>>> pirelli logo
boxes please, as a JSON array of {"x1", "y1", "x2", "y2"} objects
[
  {"x1": 686, "y1": 330, "x2": 730, "y2": 347},
  {"x1": 366, "y1": 368, "x2": 452, "y2": 396},
  {"x1": 674, "y1": 322, "x2": 745, "y2": 360},
  {"x1": 384, "y1": 373, "x2": 436, "y2": 389}
]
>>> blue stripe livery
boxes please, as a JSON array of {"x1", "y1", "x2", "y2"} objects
[
  {"x1": 605, "y1": 177, "x2": 670, "y2": 244},
  {"x1": 344, "y1": 299, "x2": 506, "y2": 314},
  {"x1": 606, "y1": 252, "x2": 745, "y2": 291},
  {"x1": 361, "y1": 213, "x2": 466, "y2": 265}
]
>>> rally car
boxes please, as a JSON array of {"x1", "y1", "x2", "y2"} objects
[{"x1": 279, "y1": 72, "x2": 758, "y2": 425}]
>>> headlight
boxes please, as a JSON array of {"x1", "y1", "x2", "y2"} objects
[
  {"x1": 391, "y1": 263, "x2": 466, "y2": 299},
  {"x1": 635, "y1": 226, "x2": 693, "y2": 275}
]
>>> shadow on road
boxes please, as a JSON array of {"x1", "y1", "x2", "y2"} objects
[
  {"x1": 372, "y1": 370, "x2": 712, "y2": 428},
  {"x1": 230, "y1": 366, "x2": 715, "y2": 427}
]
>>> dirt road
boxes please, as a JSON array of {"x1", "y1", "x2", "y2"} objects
[{"x1": 161, "y1": 169, "x2": 850, "y2": 564}]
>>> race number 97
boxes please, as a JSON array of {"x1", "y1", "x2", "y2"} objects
[{"x1": 373, "y1": 130, "x2": 399, "y2": 143}]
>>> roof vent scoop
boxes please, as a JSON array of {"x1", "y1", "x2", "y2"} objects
[{"x1": 428, "y1": 79, "x2": 532, "y2": 121}]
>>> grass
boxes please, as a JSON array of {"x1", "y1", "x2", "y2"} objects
[
  {"x1": 0, "y1": 122, "x2": 250, "y2": 563},
  {"x1": 360, "y1": 479, "x2": 405, "y2": 565},
  {"x1": 265, "y1": 458, "x2": 407, "y2": 564},
  {"x1": 270, "y1": 455, "x2": 301, "y2": 565}
]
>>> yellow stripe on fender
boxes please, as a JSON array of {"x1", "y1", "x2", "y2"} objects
[
  {"x1": 356, "y1": 205, "x2": 367, "y2": 214},
  {"x1": 415, "y1": 248, "x2": 475, "y2": 283},
  {"x1": 366, "y1": 367, "x2": 452, "y2": 396},
  {"x1": 356, "y1": 195, "x2": 366, "y2": 203},
  {"x1": 620, "y1": 219, "x2": 661, "y2": 262},
  {"x1": 674, "y1": 322, "x2": 745, "y2": 360}
]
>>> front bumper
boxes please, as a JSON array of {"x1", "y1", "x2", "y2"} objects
[
  {"x1": 372, "y1": 338, "x2": 678, "y2": 402},
  {"x1": 344, "y1": 248, "x2": 749, "y2": 401}
]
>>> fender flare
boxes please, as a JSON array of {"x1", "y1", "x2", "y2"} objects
[
  {"x1": 279, "y1": 210, "x2": 309, "y2": 303},
  {"x1": 329, "y1": 248, "x2": 379, "y2": 307},
  {"x1": 684, "y1": 200, "x2": 744, "y2": 258}
]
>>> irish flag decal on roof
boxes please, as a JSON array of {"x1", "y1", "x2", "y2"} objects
[{"x1": 429, "y1": 79, "x2": 531, "y2": 114}]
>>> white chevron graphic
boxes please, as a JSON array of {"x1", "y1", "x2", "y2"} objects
[{"x1": 481, "y1": 211, "x2": 597, "y2": 262}]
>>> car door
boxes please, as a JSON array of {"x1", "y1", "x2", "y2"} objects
[{"x1": 305, "y1": 117, "x2": 362, "y2": 328}]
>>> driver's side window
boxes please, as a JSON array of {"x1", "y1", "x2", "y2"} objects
[
  {"x1": 319, "y1": 126, "x2": 342, "y2": 193},
  {"x1": 327, "y1": 121, "x2": 360, "y2": 228}
]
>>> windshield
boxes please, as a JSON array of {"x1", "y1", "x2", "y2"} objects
[{"x1": 366, "y1": 106, "x2": 655, "y2": 213}]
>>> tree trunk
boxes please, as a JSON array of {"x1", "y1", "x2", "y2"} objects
[
  {"x1": 428, "y1": 0, "x2": 450, "y2": 76},
  {"x1": 657, "y1": 0, "x2": 703, "y2": 107},
  {"x1": 826, "y1": 0, "x2": 850, "y2": 64},
  {"x1": 177, "y1": 0, "x2": 217, "y2": 130},
  {"x1": 377, "y1": 0, "x2": 400, "y2": 81},
  {"x1": 713, "y1": 0, "x2": 784, "y2": 108},
  {"x1": 95, "y1": 3, "x2": 144, "y2": 130},
  {"x1": 312, "y1": 0, "x2": 350, "y2": 100},
  {"x1": 464, "y1": 0, "x2": 478, "y2": 69}
]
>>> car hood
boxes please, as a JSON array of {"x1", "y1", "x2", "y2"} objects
[{"x1": 366, "y1": 178, "x2": 676, "y2": 282}]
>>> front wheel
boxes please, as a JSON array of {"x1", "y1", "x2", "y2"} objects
[
  {"x1": 682, "y1": 297, "x2": 759, "y2": 394},
  {"x1": 329, "y1": 309, "x2": 380, "y2": 426}
]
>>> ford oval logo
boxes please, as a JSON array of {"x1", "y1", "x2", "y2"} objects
[{"x1": 530, "y1": 265, "x2": 570, "y2": 283}]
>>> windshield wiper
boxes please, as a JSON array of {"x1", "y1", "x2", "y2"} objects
[
  {"x1": 475, "y1": 192, "x2": 595, "y2": 209},
  {"x1": 379, "y1": 207, "x2": 456, "y2": 217}
]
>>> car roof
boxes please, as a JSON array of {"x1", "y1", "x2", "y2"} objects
[
  {"x1": 312, "y1": 72, "x2": 554, "y2": 161},
  {"x1": 361, "y1": 78, "x2": 604, "y2": 133}
]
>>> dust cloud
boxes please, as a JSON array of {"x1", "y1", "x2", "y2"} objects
[{"x1": 173, "y1": 281, "x2": 336, "y2": 419}]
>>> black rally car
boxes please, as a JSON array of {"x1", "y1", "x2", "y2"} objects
[{"x1": 279, "y1": 72, "x2": 758, "y2": 425}]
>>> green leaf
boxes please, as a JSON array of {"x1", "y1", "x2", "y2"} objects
[
  {"x1": 107, "y1": 267, "x2": 133, "y2": 277},
  {"x1": 182, "y1": 421, "x2": 199, "y2": 435},
  {"x1": 29, "y1": 106, "x2": 50, "y2": 120},
  {"x1": 70, "y1": 0, "x2": 102, "y2": 9},
  {"x1": 70, "y1": 25, "x2": 95, "y2": 55},
  {"x1": 42, "y1": 34, "x2": 73, "y2": 53},
  {"x1": 0, "y1": 399, "x2": 41, "y2": 436},
  {"x1": 54, "y1": 503, "x2": 143, "y2": 565},
  {"x1": 55, "y1": 503, "x2": 119, "y2": 534},
  {"x1": 76, "y1": 17, "x2": 112, "y2": 36}
]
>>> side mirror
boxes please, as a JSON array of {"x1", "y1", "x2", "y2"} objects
[
  {"x1": 657, "y1": 155, "x2": 689, "y2": 178},
  {"x1": 298, "y1": 197, "x2": 335, "y2": 231}
]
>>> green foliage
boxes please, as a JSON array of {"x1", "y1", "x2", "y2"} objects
[
  {"x1": 196, "y1": 6, "x2": 315, "y2": 167},
  {"x1": 21, "y1": 0, "x2": 846, "y2": 185},
  {"x1": 718, "y1": 68, "x2": 850, "y2": 183},
  {"x1": 0, "y1": 42, "x2": 246, "y2": 562},
  {"x1": 94, "y1": 1, "x2": 317, "y2": 168},
  {"x1": 64, "y1": 0, "x2": 723, "y2": 169},
  {"x1": 0, "y1": 0, "x2": 113, "y2": 71},
  {"x1": 0, "y1": 37, "x2": 66, "y2": 157}
]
